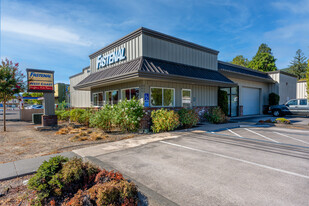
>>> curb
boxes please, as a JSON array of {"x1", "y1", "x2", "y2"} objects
[
  {"x1": 84, "y1": 156, "x2": 179, "y2": 206},
  {"x1": 0, "y1": 152, "x2": 79, "y2": 181}
]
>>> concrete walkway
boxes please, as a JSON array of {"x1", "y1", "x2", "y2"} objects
[{"x1": 0, "y1": 152, "x2": 78, "y2": 181}]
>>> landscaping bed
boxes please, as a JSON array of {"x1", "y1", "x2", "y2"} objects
[
  {"x1": 0, "y1": 156, "x2": 139, "y2": 205},
  {"x1": 0, "y1": 121, "x2": 139, "y2": 163}
]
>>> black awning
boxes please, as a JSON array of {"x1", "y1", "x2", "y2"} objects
[{"x1": 75, "y1": 57, "x2": 236, "y2": 90}]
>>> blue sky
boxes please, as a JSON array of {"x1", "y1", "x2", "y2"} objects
[{"x1": 1, "y1": 0, "x2": 309, "y2": 84}]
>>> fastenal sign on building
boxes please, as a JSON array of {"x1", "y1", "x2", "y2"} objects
[{"x1": 27, "y1": 69, "x2": 54, "y2": 92}]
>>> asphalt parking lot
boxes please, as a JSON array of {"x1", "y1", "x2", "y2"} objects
[{"x1": 95, "y1": 126, "x2": 309, "y2": 206}]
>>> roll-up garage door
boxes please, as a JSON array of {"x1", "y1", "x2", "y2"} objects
[{"x1": 242, "y1": 87, "x2": 260, "y2": 115}]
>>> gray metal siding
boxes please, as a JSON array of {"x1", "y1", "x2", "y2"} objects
[
  {"x1": 90, "y1": 35, "x2": 143, "y2": 73},
  {"x1": 227, "y1": 76, "x2": 270, "y2": 114},
  {"x1": 89, "y1": 80, "x2": 217, "y2": 107},
  {"x1": 297, "y1": 81, "x2": 307, "y2": 99},
  {"x1": 70, "y1": 69, "x2": 91, "y2": 107},
  {"x1": 279, "y1": 74, "x2": 297, "y2": 104},
  {"x1": 142, "y1": 34, "x2": 218, "y2": 71}
]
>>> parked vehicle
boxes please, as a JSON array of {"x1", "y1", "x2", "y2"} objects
[
  {"x1": 26, "y1": 105, "x2": 44, "y2": 109},
  {"x1": 270, "y1": 99, "x2": 309, "y2": 117}
]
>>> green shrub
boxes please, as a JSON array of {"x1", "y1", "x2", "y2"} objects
[
  {"x1": 89, "y1": 104, "x2": 114, "y2": 132},
  {"x1": 70, "y1": 108, "x2": 85, "y2": 122},
  {"x1": 151, "y1": 109, "x2": 180, "y2": 133},
  {"x1": 218, "y1": 90, "x2": 229, "y2": 115},
  {"x1": 178, "y1": 108, "x2": 199, "y2": 128},
  {"x1": 269, "y1": 92, "x2": 280, "y2": 106},
  {"x1": 87, "y1": 180, "x2": 138, "y2": 206},
  {"x1": 205, "y1": 107, "x2": 228, "y2": 124},
  {"x1": 114, "y1": 99, "x2": 144, "y2": 132},
  {"x1": 28, "y1": 156, "x2": 68, "y2": 199},
  {"x1": 78, "y1": 109, "x2": 93, "y2": 126},
  {"x1": 56, "y1": 110, "x2": 70, "y2": 121}
]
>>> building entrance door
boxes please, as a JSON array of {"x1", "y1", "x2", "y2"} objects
[{"x1": 219, "y1": 87, "x2": 239, "y2": 117}]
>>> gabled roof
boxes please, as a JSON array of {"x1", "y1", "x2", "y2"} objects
[
  {"x1": 74, "y1": 57, "x2": 236, "y2": 90},
  {"x1": 218, "y1": 61, "x2": 275, "y2": 82}
]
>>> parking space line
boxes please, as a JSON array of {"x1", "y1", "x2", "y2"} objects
[
  {"x1": 160, "y1": 140, "x2": 309, "y2": 179},
  {"x1": 244, "y1": 128, "x2": 278, "y2": 143},
  {"x1": 228, "y1": 129, "x2": 242, "y2": 138},
  {"x1": 273, "y1": 132, "x2": 309, "y2": 145}
]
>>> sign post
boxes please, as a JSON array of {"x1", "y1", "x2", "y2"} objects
[{"x1": 26, "y1": 69, "x2": 57, "y2": 127}]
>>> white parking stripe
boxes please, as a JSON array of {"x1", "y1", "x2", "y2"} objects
[
  {"x1": 160, "y1": 140, "x2": 309, "y2": 179},
  {"x1": 273, "y1": 132, "x2": 309, "y2": 145},
  {"x1": 244, "y1": 128, "x2": 279, "y2": 143},
  {"x1": 228, "y1": 129, "x2": 242, "y2": 138}
]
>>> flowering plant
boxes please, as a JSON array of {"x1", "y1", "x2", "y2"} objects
[
  {"x1": 113, "y1": 98, "x2": 144, "y2": 132},
  {"x1": 151, "y1": 109, "x2": 180, "y2": 133}
]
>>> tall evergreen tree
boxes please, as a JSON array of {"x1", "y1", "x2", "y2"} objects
[
  {"x1": 231, "y1": 55, "x2": 249, "y2": 67},
  {"x1": 287, "y1": 49, "x2": 307, "y2": 79},
  {"x1": 248, "y1": 43, "x2": 277, "y2": 72}
]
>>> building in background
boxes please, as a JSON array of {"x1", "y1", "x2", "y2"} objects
[
  {"x1": 267, "y1": 71, "x2": 297, "y2": 104},
  {"x1": 70, "y1": 67, "x2": 91, "y2": 108},
  {"x1": 54, "y1": 83, "x2": 70, "y2": 104},
  {"x1": 297, "y1": 80, "x2": 308, "y2": 99},
  {"x1": 70, "y1": 27, "x2": 297, "y2": 116}
]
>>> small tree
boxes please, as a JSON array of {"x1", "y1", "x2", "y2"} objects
[
  {"x1": 0, "y1": 59, "x2": 25, "y2": 131},
  {"x1": 231, "y1": 55, "x2": 249, "y2": 67},
  {"x1": 269, "y1": 92, "x2": 280, "y2": 106}
]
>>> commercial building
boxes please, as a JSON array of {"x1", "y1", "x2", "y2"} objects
[
  {"x1": 54, "y1": 83, "x2": 70, "y2": 104},
  {"x1": 267, "y1": 71, "x2": 297, "y2": 104},
  {"x1": 70, "y1": 27, "x2": 297, "y2": 116}
]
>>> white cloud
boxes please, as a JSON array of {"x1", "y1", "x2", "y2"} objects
[
  {"x1": 2, "y1": 17, "x2": 91, "y2": 46},
  {"x1": 272, "y1": 0, "x2": 309, "y2": 14}
]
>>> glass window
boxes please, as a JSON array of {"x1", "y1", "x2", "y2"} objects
[
  {"x1": 106, "y1": 90, "x2": 118, "y2": 105},
  {"x1": 182, "y1": 89, "x2": 191, "y2": 107},
  {"x1": 98, "y1": 93, "x2": 103, "y2": 106},
  {"x1": 93, "y1": 93, "x2": 98, "y2": 106},
  {"x1": 151, "y1": 87, "x2": 174, "y2": 107},
  {"x1": 121, "y1": 88, "x2": 139, "y2": 100},
  {"x1": 151, "y1": 88, "x2": 162, "y2": 106},
  {"x1": 286, "y1": 99, "x2": 298, "y2": 106},
  {"x1": 300, "y1": 99, "x2": 307, "y2": 106}
]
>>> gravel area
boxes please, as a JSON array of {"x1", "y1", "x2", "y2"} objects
[
  {"x1": 0, "y1": 121, "x2": 141, "y2": 163},
  {"x1": 0, "y1": 175, "x2": 34, "y2": 206}
]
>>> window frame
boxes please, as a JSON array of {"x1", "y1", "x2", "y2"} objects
[
  {"x1": 105, "y1": 90, "x2": 119, "y2": 105},
  {"x1": 121, "y1": 87, "x2": 139, "y2": 100},
  {"x1": 299, "y1": 99, "x2": 308, "y2": 106},
  {"x1": 150, "y1": 87, "x2": 175, "y2": 107},
  {"x1": 92, "y1": 92, "x2": 103, "y2": 107},
  {"x1": 181, "y1": 88, "x2": 192, "y2": 107},
  {"x1": 286, "y1": 99, "x2": 298, "y2": 106}
]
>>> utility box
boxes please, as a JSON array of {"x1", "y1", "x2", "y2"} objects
[{"x1": 32, "y1": 113, "x2": 43, "y2": 124}]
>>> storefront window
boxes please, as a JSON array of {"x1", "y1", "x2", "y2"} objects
[
  {"x1": 151, "y1": 87, "x2": 175, "y2": 107},
  {"x1": 219, "y1": 87, "x2": 238, "y2": 117},
  {"x1": 106, "y1": 90, "x2": 119, "y2": 105},
  {"x1": 93, "y1": 92, "x2": 103, "y2": 106},
  {"x1": 98, "y1": 93, "x2": 103, "y2": 106},
  {"x1": 182, "y1": 89, "x2": 191, "y2": 107},
  {"x1": 121, "y1": 88, "x2": 139, "y2": 100},
  {"x1": 93, "y1": 93, "x2": 98, "y2": 106}
]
